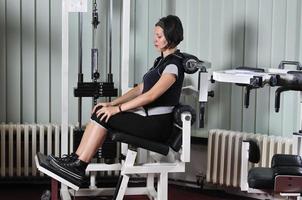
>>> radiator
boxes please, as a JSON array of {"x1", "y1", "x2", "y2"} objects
[
  {"x1": 0, "y1": 123, "x2": 74, "y2": 178},
  {"x1": 206, "y1": 129, "x2": 293, "y2": 188}
]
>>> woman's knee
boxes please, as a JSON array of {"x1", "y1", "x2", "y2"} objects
[
  {"x1": 90, "y1": 106, "x2": 104, "y2": 125},
  {"x1": 91, "y1": 105, "x2": 102, "y2": 117}
]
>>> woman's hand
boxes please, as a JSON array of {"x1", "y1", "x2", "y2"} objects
[
  {"x1": 96, "y1": 106, "x2": 120, "y2": 122},
  {"x1": 91, "y1": 102, "x2": 112, "y2": 114}
]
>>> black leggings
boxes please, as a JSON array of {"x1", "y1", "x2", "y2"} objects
[{"x1": 91, "y1": 107, "x2": 173, "y2": 143}]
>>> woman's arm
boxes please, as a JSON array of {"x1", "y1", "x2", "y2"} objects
[
  {"x1": 96, "y1": 73, "x2": 176, "y2": 122},
  {"x1": 119, "y1": 73, "x2": 176, "y2": 112},
  {"x1": 110, "y1": 83, "x2": 143, "y2": 106},
  {"x1": 92, "y1": 83, "x2": 143, "y2": 113}
]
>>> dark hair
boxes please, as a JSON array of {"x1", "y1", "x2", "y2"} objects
[{"x1": 155, "y1": 15, "x2": 183, "y2": 49}]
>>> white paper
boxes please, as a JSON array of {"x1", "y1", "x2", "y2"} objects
[{"x1": 67, "y1": 0, "x2": 87, "y2": 12}]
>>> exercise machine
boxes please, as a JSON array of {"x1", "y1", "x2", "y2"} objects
[
  {"x1": 36, "y1": 1, "x2": 213, "y2": 200},
  {"x1": 36, "y1": 52, "x2": 211, "y2": 199},
  {"x1": 213, "y1": 61, "x2": 302, "y2": 199}
]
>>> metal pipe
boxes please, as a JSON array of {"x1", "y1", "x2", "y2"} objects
[
  {"x1": 244, "y1": 86, "x2": 251, "y2": 108},
  {"x1": 91, "y1": 0, "x2": 100, "y2": 106},
  {"x1": 92, "y1": 0, "x2": 99, "y2": 79},
  {"x1": 108, "y1": 0, "x2": 113, "y2": 79},
  {"x1": 78, "y1": 13, "x2": 83, "y2": 75},
  {"x1": 92, "y1": 0, "x2": 98, "y2": 48},
  {"x1": 107, "y1": 0, "x2": 114, "y2": 102},
  {"x1": 78, "y1": 13, "x2": 83, "y2": 128},
  {"x1": 275, "y1": 86, "x2": 302, "y2": 112}
]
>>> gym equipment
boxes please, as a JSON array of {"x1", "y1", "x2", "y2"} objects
[
  {"x1": 213, "y1": 61, "x2": 302, "y2": 199},
  {"x1": 36, "y1": 103, "x2": 194, "y2": 198},
  {"x1": 213, "y1": 60, "x2": 302, "y2": 110},
  {"x1": 35, "y1": 52, "x2": 211, "y2": 200},
  {"x1": 178, "y1": 52, "x2": 212, "y2": 128},
  {"x1": 41, "y1": 1, "x2": 212, "y2": 199},
  {"x1": 73, "y1": 0, "x2": 118, "y2": 161}
]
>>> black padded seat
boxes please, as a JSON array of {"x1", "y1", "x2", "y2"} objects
[
  {"x1": 274, "y1": 166, "x2": 302, "y2": 176},
  {"x1": 108, "y1": 126, "x2": 183, "y2": 156},
  {"x1": 271, "y1": 154, "x2": 302, "y2": 168},
  {"x1": 248, "y1": 167, "x2": 275, "y2": 189},
  {"x1": 108, "y1": 131, "x2": 171, "y2": 155},
  {"x1": 248, "y1": 154, "x2": 302, "y2": 190},
  {"x1": 107, "y1": 104, "x2": 195, "y2": 156}
]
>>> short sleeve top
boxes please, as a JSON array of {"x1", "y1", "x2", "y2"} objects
[{"x1": 142, "y1": 50, "x2": 184, "y2": 110}]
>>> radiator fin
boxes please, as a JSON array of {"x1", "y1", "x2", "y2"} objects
[
  {"x1": 0, "y1": 123, "x2": 74, "y2": 178},
  {"x1": 206, "y1": 129, "x2": 293, "y2": 188}
]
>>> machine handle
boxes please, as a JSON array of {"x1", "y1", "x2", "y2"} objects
[
  {"x1": 244, "y1": 87, "x2": 251, "y2": 108},
  {"x1": 275, "y1": 86, "x2": 302, "y2": 112},
  {"x1": 199, "y1": 103, "x2": 205, "y2": 128},
  {"x1": 278, "y1": 61, "x2": 302, "y2": 70}
]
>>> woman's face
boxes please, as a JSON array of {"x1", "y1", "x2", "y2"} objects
[{"x1": 154, "y1": 26, "x2": 168, "y2": 52}]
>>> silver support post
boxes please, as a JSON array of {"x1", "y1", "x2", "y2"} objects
[
  {"x1": 299, "y1": 92, "x2": 302, "y2": 155},
  {"x1": 91, "y1": 0, "x2": 99, "y2": 81},
  {"x1": 92, "y1": 0, "x2": 98, "y2": 49},
  {"x1": 300, "y1": 91, "x2": 302, "y2": 131},
  {"x1": 294, "y1": 92, "x2": 302, "y2": 155},
  {"x1": 121, "y1": 0, "x2": 131, "y2": 155},
  {"x1": 121, "y1": 0, "x2": 131, "y2": 94},
  {"x1": 61, "y1": 0, "x2": 69, "y2": 157},
  {"x1": 107, "y1": 0, "x2": 113, "y2": 103},
  {"x1": 108, "y1": 0, "x2": 113, "y2": 79},
  {"x1": 61, "y1": 0, "x2": 69, "y2": 193},
  {"x1": 78, "y1": 13, "x2": 83, "y2": 128}
]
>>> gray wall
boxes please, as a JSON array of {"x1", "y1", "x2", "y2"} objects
[
  {"x1": 130, "y1": 0, "x2": 302, "y2": 138},
  {"x1": 1, "y1": 0, "x2": 302, "y2": 138}
]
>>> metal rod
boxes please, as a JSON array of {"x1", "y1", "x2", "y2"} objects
[
  {"x1": 78, "y1": 13, "x2": 83, "y2": 75},
  {"x1": 121, "y1": 0, "x2": 131, "y2": 94},
  {"x1": 61, "y1": 0, "x2": 69, "y2": 158},
  {"x1": 92, "y1": 0, "x2": 99, "y2": 79},
  {"x1": 108, "y1": 0, "x2": 113, "y2": 77},
  {"x1": 107, "y1": 0, "x2": 114, "y2": 102},
  {"x1": 300, "y1": 92, "x2": 302, "y2": 130},
  {"x1": 92, "y1": 0, "x2": 98, "y2": 48},
  {"x1": 92, "y1": 0, "x2": 100, "y2": 106},
  {"x1": 78, "y1": 13, "x2": 83, "y2": 128}
]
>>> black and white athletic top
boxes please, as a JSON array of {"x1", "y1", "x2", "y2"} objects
[{"x1": 132, "y1": 50, "x2": 184, "y2": 116}]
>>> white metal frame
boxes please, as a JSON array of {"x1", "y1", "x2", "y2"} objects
[
  {"x1": 61, "y1": 0, "x2": 132, "y2": 166},
  {"x1": 121, "y1": 0, "x2": 131, "y2": 95},
  {"x1": 61, "y1": 0, "x2": 70, "y2": 194}
]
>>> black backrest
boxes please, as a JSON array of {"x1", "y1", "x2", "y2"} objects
[
  {"x1": 166, "y1": 126, "x2": 182, "y2": 152},
  {"x1": 172, "y1": 51, "x2": 205, "y2": 74},
  {"x1": 271, "y1": 154, "x2": 302, "y2": 168},
  {"x1": 244, "y1": 139, "x2": 260, "y2": 163},
  {"x1": 167, "y1": 104, "x2": 196, "y2": 152}
]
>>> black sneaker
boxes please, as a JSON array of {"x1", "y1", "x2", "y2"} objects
[
  {"x1": 36, "y1": 152, "x2": 86, "y2": 188},
  {"x1": 47, "y1": 152, "x2": 78, "y2": 163},
  {"x1": 49, "y1": 157, "x2": 88, "y2": 181}
]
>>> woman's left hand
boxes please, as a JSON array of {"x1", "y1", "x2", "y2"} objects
[{"x1": 96, "y1": 106, "x2": 120, "y2": 122}]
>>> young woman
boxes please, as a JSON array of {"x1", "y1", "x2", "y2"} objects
[{"x1": 47, "y1": 15, "x2": 184, "y2": 186}]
